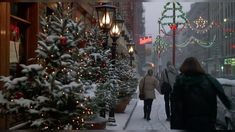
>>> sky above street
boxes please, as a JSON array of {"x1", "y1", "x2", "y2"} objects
[{"x1": 143, "y1": 2, "x2": 194, "y2": 39}]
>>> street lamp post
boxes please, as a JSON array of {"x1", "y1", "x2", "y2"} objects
[
  {"x1": 95, "y1": 3, "x2": 116, "y2": 49},
  {"x1": 110, "y1": 13, "x2": 124, "y2": 63},
  {"x1": 127, "y1": 42, "x2": 134, "y2": 66},
  {"x1": 107, "y1": 13, "x2": 124, "y2": 126},
  {"x1": 95, "y1": 3, "x2": 116, "y2": 118}
]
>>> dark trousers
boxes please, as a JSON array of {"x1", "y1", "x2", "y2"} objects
[
  {"x1": 144, "y1": 99, "x2": 153, "y2": 119},
  {"x1": 164, "y1": 94, "x2": 170, "y2": 119}
]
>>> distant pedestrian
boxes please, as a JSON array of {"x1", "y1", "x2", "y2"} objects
[
  {"x1": 170, "y1": 57, "x2": 231, "y2": 130},
  {"x1": 139, "y1": 69, "x2": 159, "y2": 121},
  {"x1": 160, "y1": 61, "x2": 178, "y2": 121}
]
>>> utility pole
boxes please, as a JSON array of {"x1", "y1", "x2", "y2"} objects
[
  {"x1": 158, "y1": 20, "x2": 161, "y2": 73},
  {"x1": 159, "y1": 2, "x2": 187, "y2": 67},
  {"x1": 172, "y1": 2, "x2": 176, "y2": 66}
]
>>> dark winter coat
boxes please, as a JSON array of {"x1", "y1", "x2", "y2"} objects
[
  {"x1": 160, "y1": 65, "x2": 178, "y2": 89},
  {"x1": 170, "y1": 73, "x2": 231, "y2": 130}
]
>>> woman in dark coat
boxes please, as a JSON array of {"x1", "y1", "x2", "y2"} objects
[{"x1": 170, "y1": 57, "x2": 231, "y2": 130}]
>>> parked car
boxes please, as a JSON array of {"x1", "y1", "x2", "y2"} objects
[{"x1": 216, "y1": 78, "x2": 235, "y2": 130}]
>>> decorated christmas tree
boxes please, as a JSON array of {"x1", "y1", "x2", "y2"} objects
[
  {"x1": 114, "y1": 57, "x2": 138, "y2": 100},
  {"x1": 75, "y1": 25, "x2": 118, "y2": 118},
  {"x1": 78, "y1": 26, "x2": 138, "y2": 117},
  {"x1": 0, "y1": 3, "x2": 95, "y2": 130}
]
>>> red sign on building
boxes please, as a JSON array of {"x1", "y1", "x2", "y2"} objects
[{"x1": 139, "y1": 36, "x2": 152, "y2": 45}]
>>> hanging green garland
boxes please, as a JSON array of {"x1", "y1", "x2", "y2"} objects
[
  {"x1": 176, "y1": 35, "x2": 216, "y2": 48},
  {"x1": 160, "y1": 2, "x2": 187, "y2": 26},
  {"x1": 154, "y1": 36, "x2": 170, "y2": 54}
]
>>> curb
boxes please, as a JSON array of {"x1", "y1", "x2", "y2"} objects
[{"x1": 123, "y1": 99, "x2": 138, "y2": 130}]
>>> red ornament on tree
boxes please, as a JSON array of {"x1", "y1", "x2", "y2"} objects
[
  {"x1": 79, "y1": 40, "x2": 86, "y2": 48},
  {"x1": 101, "y1": 61, "x2": 106, "y2": 68},
  {"x1": 15, "y1": 91, "x2": 24, "y2": 99},
  {"x1": 60, "y1": 36, "x2": 68, "y2": 46}
]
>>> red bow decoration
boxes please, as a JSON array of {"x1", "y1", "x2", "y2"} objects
[
  {"x1": 15, "y1": 91, "x2": 24, "y2": 99},
  {"x1": 169, "y1": 23, "x2": 178, "y2": 31},
  {"x1": 10, "y1": 24, "x2": 20, "y2": 41}
]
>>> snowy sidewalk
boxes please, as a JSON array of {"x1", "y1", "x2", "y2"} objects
[
  {"x1": 125, "y1": 91, "x2": 172, "y2": 131},
  {"x1": 106, "y1": 91, "x2": 182, "y2": 131},
  {"x1": 106, "y1": 98, "x2": 138, "y2": 130}
]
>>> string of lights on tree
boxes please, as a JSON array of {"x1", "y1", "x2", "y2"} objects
[
  {"x1": 0, "y1": 2, "x2": 99, "y2": 130},
  {"x1": 35, "y1": 3, "x2": 96, "y2": 130}
]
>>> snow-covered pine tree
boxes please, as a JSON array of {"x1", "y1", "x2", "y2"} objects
[
  {"x1": 73, "y1": 26, "x2": 108, "y2": 118},
  {"x1": 74, "y1": 25, "x2": 118, "y2": 118},
  {"x1": 0, "y1": 3, "x2": 94, "y2": 130},
  {"x1": 114, "y1": 56, "x2": 138, "y2": 100},
  {"x1": 73, "y1": 24, "x2": 121, "y2": 119},
  {"x1": 78, "y1": 24, "x2": 138, "y2": 118}
]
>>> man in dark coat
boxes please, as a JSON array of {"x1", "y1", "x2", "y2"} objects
[{"x1": 160, "y1": 61, "x2": 178, "y2": 121}]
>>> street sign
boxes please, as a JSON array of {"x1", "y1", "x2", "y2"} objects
[{"x1": 139, "y1": 36, "x2": 152, "y2": 45}]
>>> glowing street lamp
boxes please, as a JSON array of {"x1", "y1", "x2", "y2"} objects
[
  {"x1": 110, "y1": 13, "x2": 124, "y2": 38},
  {"x1": 127, "y1": 42, "x2": 135, "y2": 66},
  {"x1": 110, "y1": 13, "x2": 124, "y2": 61},
  {"x1": 95, "y1": 3, "x2": 116, "y2": 119},
  {"x1": 95, "y1": 3, "x2": 116, "y2": 48},
  {"x1": 129, "y1": 45, "x2": 134, "y2": 53},
  {"x1": 96, "y1": 3, "x2": 116, "y2": 31},
  {"x1": 107, "y1": 13, "x2": 124, "y2": 126}
]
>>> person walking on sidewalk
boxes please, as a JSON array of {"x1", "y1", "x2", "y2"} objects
[
  {"x1": 170, "y1": 57, "x2": 231, "y2": 130},
  {"x1": 160, "y1": 61, "x2": 178, "y2": 121},
  {"x1": 139, "y1": 69, "x2": 159, "y2": 121}
]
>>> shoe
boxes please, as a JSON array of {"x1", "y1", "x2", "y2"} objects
[
  {"x1": 147, "y1": 117, "x2": 151, "y2": 121},
  {"x1": 166, "y1": 118, "x2": 170, "y2": 121}
]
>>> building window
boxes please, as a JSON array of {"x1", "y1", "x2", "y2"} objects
[{"x1": 10, "y1": 3, "x2": 31, "y2": 77}]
